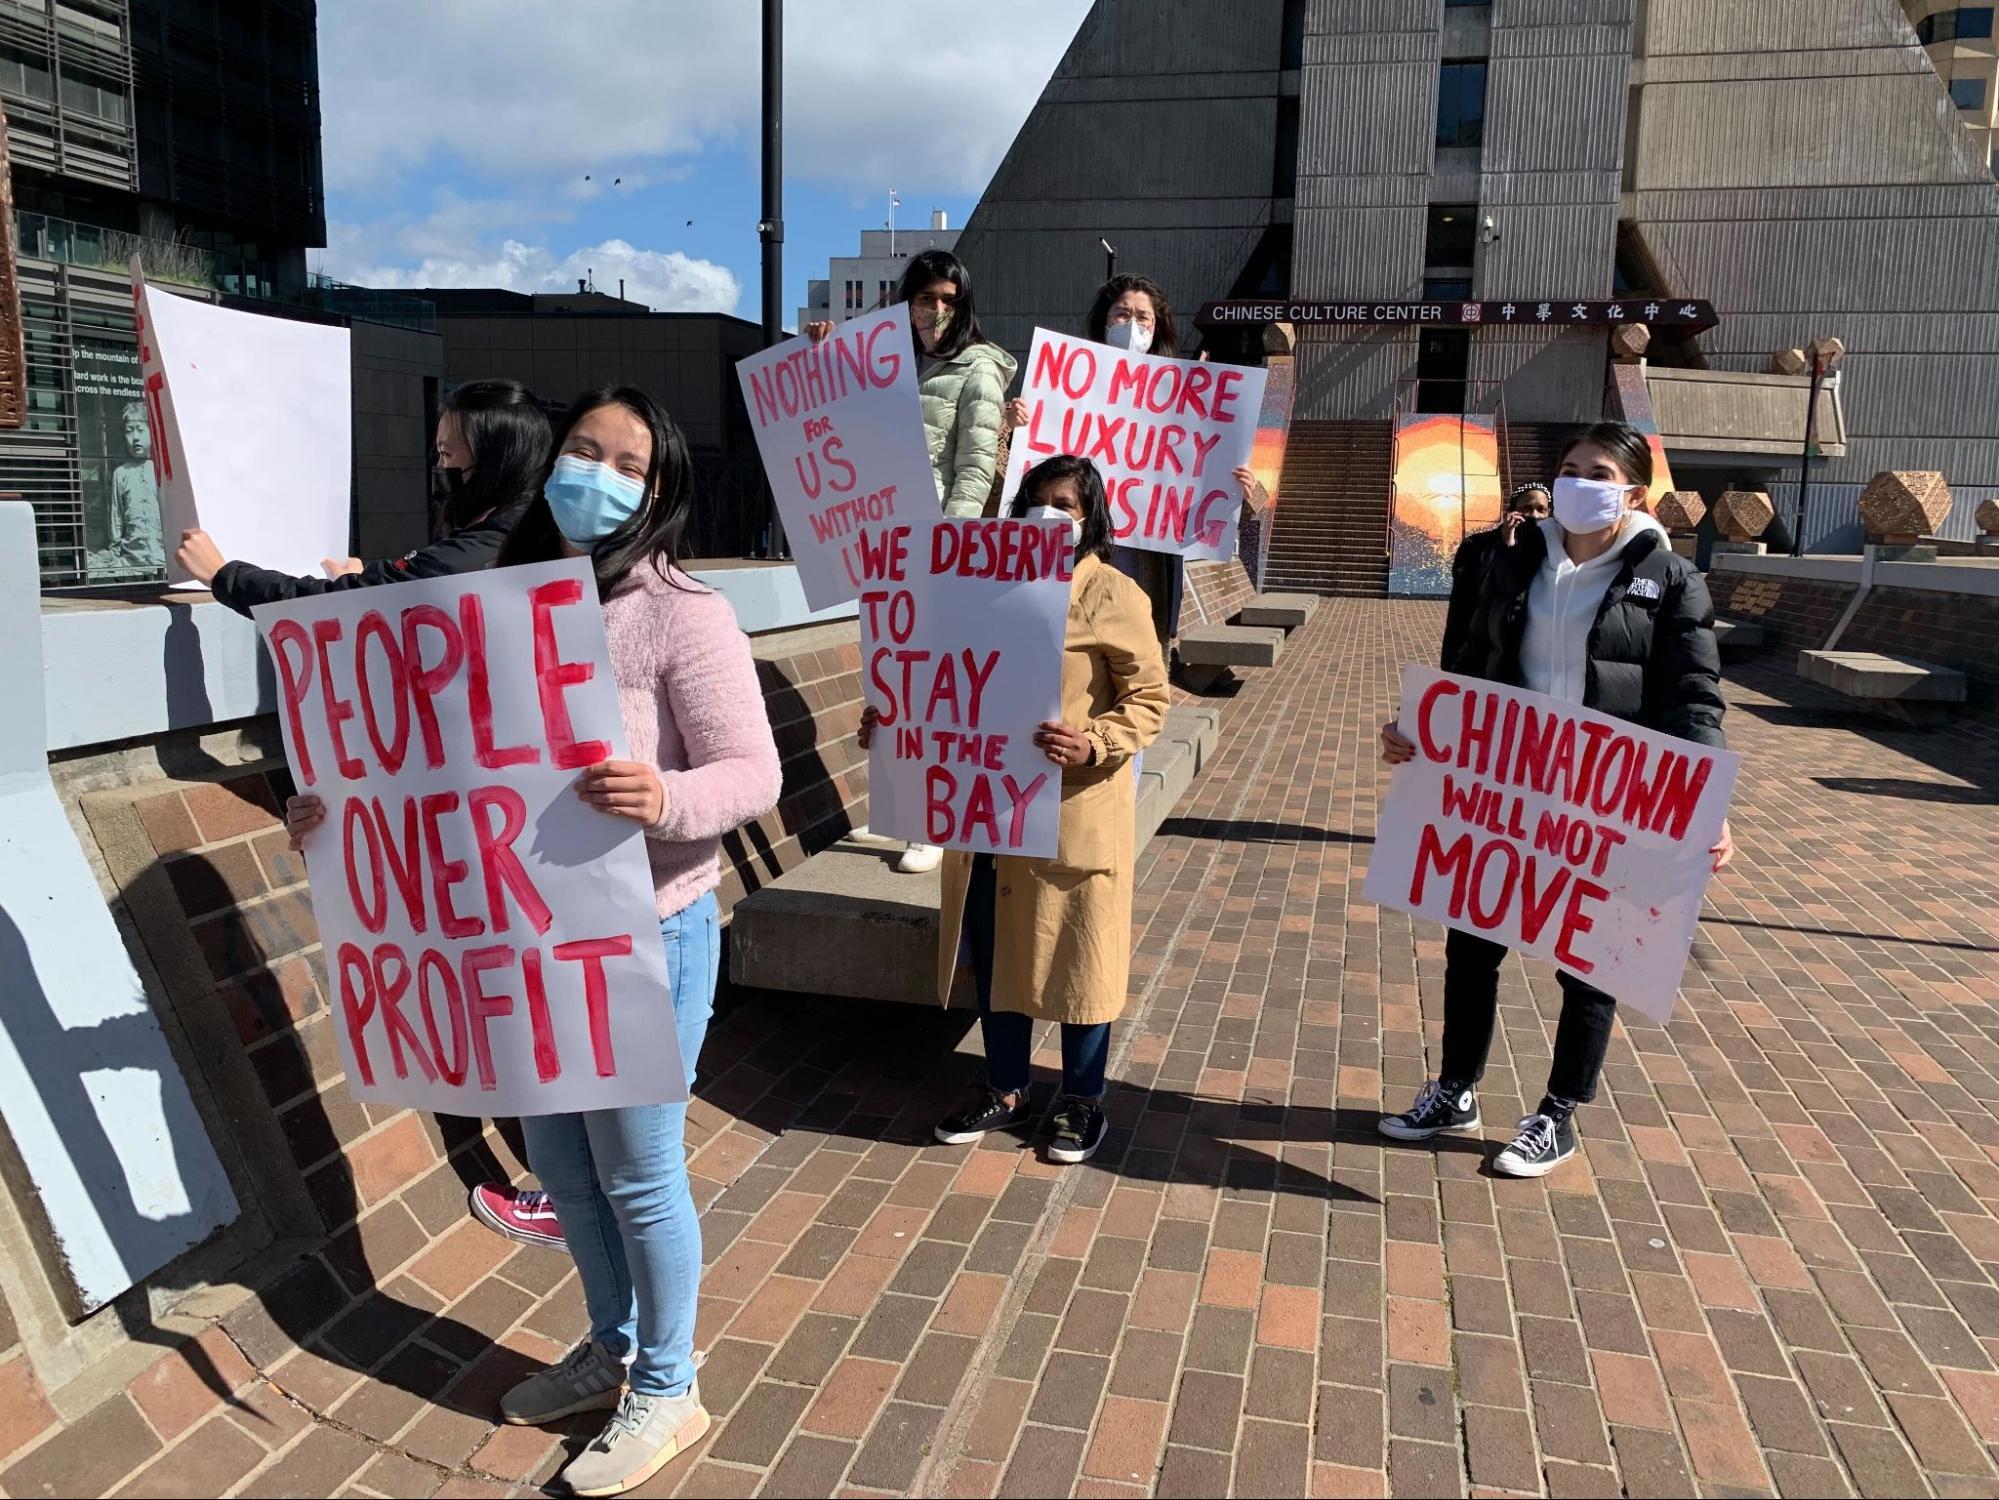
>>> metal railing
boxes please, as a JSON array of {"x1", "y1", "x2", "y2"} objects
[{"x1": 13, "y1": 209, "x2": 215, "y2": 288}]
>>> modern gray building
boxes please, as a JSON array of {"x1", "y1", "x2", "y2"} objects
[{"x1": 958, "y1": 0, "x2": 1999, "y2": 589}]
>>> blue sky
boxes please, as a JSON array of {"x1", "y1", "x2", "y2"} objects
[{"x1": 314, "y1": 1, "x2": 1091, "y2": 327}]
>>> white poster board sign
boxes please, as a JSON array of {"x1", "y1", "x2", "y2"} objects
[
  {"x1": 134, "y1": 258, "x2": 352, "y2": 589},
  {"x1": 738, "y1": 304, "x2": 937, "y2": 610},
  {"x1": 861, "y1": 517, "x2": 1071, "y2": 859},
  {"x1": 253, "y1": 559, "x2": 683, "y2": 1115},
  {"x1": 1363, "y1": 668, "x2": 1739, "y2": 1022},
  {"x1": 998, "y1": 328, "x2": 1268, "y2": 562}
]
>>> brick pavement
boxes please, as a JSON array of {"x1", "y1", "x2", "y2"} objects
[{"x1": 13, "y1": 597, "x2": 1999, "y2": 1498}]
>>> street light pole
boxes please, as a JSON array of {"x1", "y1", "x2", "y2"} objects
[
  {"x1": 758, "y1": 0, "x2": 786, "y2": 556},
  {"x1": 1792, "y1": 335, "x2": 1844, "y2": 558}
]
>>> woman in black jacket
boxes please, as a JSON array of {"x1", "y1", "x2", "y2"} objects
[
  {"x1": 1376, "y1": 422, "x2": 1734, "y2": 1177},
  {"x1": 1438, "y1": 481, "x2": 1551, "y2": 671},
  {"x1": 175, "y1": 378, "x2": 551, "y2": 616}
]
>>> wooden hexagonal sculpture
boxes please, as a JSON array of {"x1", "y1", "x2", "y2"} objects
[
  {"x1": 1977, "y1": 496, "x2": 1999, "y2": 536},
  {"x1": 1858, "y1": 470, "x2": 1951, "y2": 544},
  {"x1": 1769, "y1": 348, "x2": 1808, "y2": 376},
  {"x1": 1714, "y1": 490, "x2": 1774, "y2": 543},
  {"x1": 1611, "y1": 323, "x2": 1651, "y2": 361},
  {"x1": 1655, "y1": 490, "x2": 1707, "y2": 534}
]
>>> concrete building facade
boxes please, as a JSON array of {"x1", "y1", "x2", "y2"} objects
[
  {"x1": 796, "y1": 211, "x2": 959, "y2": 331},
  {"x1": 957, "y1": 0, "x2": 1999, "y2": 567},
  {"x1": 1907, "y1": 0, "x2": 1998, "y2": 170}
]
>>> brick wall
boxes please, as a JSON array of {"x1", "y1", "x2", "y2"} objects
[
  {"x1": 0, "y1": 620, "x2": 869, "y2": 1495},
  {"x1": 1183, "y1": 556, "x2": 1258, "y2": 630},
  {"x1": 1710, "y1": 570, "x2": 1999, "y2": 703}
]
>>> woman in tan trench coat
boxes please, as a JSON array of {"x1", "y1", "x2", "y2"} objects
[{"x1": 864, "y1": 454, "x2": 1169, "y2": 1164}]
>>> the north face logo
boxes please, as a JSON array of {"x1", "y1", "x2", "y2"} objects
[{"x1": 1627, "y1": 577, "x2": 1662, "y2": 601}]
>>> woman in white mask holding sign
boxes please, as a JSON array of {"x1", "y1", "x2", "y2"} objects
[
  {"x1": 1003, "y1": 274, "x2": 1266, "y2": 661},
  {"x1": 857, "y1": 454, "x2": 1168, "y2": 1164},
  {"x1": 1376, "y1": 422, "x2": 1732, "y2": 1178}
]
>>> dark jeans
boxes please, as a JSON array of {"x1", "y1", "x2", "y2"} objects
[
  {"x1": 1438, "y1": 929, "x2": 1616, "y2": 1105},
  {"x1": 966, "y1": 855, "x2": 1110, "y2": 1101}
]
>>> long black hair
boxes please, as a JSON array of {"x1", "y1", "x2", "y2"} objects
[
  {"x1": 437, "y1": 378, "x2": 551, "y2": 536},
  {"x1": 1559, "y1": 421, "x2": 1654, "y2": 490},
  {"x1": 895, "y1": 248, "x2": 987, "y2": 361},
  {"x1": 1011, "y1": 454, "x2": 1116, "y2": 564},
  {"x1": 495, "y1": 386, "x2": 694, "y2": 598},
  {"x1": 1086, "y1": 273, "x2": 1180, "y2": 358}
]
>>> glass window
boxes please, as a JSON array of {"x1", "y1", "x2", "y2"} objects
[
  {"x1": 1951, "y1": 76, "x2": 1987, "y2": 109},
  {"x1": 58, "y1": 64, "x2": 124, "y2": 124},
  {"x1": 1436, "y1": 61, "x2": 1487, "y2": 149},
  {"x1": 1425, "y1": 204, "x2": 1478, "y2": 268},
  {"x1": 1920, "y1": 7, "x2": 1996, "y2": 42},
  {"x1": 0, "y1": 46, "x2": 54, "y2": 103}
]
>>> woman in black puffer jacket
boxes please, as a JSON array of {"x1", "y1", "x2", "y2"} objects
[
  {"x1": 176, "y1": 378, "x2": 551, "y2": 615},
  {"x1": 1376, "y1": 421, "x2": 1733, "y2": 1179}
]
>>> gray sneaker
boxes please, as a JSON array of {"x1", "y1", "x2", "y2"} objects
[
  {"x1": 560, "y1": 1385, "x2": 711, "y2": 1497},
  {"x1": 499, "y1": 1339, "x2": 626, "y2": 1426}
]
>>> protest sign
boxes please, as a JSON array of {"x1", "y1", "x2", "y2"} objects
[
  {"x1": 133, "y1": 258, "x2": 351, "y2": 589},
  {"x1": 737, "y1": 304, "x2": 936, "y2": 610},
  {"x1": 253, "y1": 558, "x2": 682, "y2": 1115},
  {"x1": 1363, "y1": 668, "x2": 1738, "y2": 1021},
  {"x1": 999, "y1": 328, "x2": 1269, "y2": 563},
  {"x1": 860, "y1": 517, "x2": 1072, "y2": 858}
]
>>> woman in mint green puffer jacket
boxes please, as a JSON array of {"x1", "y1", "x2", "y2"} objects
[{"x1": 897, "y1": 249, "x2": 1017, "y2": 517}]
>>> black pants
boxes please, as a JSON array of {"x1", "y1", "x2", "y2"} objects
[{"x1": 1439, "y1": 929, "x2": 1617, "y2": 1105}]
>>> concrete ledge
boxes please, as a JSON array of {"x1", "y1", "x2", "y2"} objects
[
  {"x1": 1178, "y1": 625, "x2": 1285, "y2": 668},
  {"x1": 1715, "y1": 551, "x2": 1999, "y2": 599},
  {"x1": 1798, "y1": 650, "x2": 1967, "y2": 703},
  {"x1": 729, "y1": 706, "x2": 1222, "y2": 1005},
  {"x1": 1713, "y1": 619, "x2": 1766, "y2": 652},
  {"x1": 1237, "y1": 594, "x2": 1320, "y2": 630}
]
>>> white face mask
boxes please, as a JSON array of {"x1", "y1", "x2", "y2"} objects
[
  {"x1": 1104, "y1": 319, "x2": 1154, "y2": 355},
  {"x1": 1025, "y1": 503, "x2": 1083, "y2": 545},
  {"x1": 1551, "y1": 475, "x2": 1631, "y2": 536}
]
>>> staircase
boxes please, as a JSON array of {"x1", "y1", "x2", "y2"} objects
[
  {"x1": 1264, "y1": 420, "x2": 1394, "y2": 597},
  {"x1": 1501, "y1": 422, "x2": 1572, "y2": 494}
]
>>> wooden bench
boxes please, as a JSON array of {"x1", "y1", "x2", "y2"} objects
[
  {"x1": 1176, "y1": 624, "x2": 1285, "y2": 691},
  {"x1": 1236, "y1": 593, "x2": 1320, "y2": 631},
  {"x1": 1797, "y1": 649, "x2": 1966, "y2": 724}
]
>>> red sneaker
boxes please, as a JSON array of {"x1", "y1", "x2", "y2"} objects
[{"x1": 469, "y1": 1184, "x2": 567, "y2": 1251}]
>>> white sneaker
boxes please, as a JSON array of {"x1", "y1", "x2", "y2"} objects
[
  {"x1": 896, "y1": 842, "x2": 944, "y2": 873},
  {"x1": 559, "y1": 1385, "x2": 711, "y2": 1497},
  {"x1": 499, "y1": 1340, "x2": 626, "y2": 1425}
]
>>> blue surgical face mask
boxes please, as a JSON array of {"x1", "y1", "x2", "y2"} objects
[{"x1": 544, "y1": 454, "x2": 647, "y2": 544}]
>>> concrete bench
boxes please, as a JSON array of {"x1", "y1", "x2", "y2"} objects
[
  {"x1": 729, "y1": 706, "x2": 1222, "y2": 1006},
  {"x1": 1713, "y1": 618, "x2": 1766, "y2": 652},
  {"x1": 1798, "y1": 649, "x2": 1967, "y2": 724},
  {"x1": 1236, "y1": 593, "x2": 1320, "y2": 630},
  {"x1": 1177, "y1": 624, "x2": 1284, "y2": 691}
]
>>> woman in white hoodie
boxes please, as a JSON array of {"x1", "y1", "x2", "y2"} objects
[{"x1": 1374, "y1": 422, "x2": 1733, "y2": 1177}]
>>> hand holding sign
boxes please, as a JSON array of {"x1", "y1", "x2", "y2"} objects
[
  {"x1": 998, "y1": 328, "x2": 1269, "y2": 563},
  {"x1": 1365, "y1": 668, "x2": 1740, "y2": 1022}
]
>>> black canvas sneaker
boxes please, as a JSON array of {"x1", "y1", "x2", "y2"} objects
[
  {"x1": 1047, "y1": 1097, "x2": 1107, "y2": 1164},
  {"x1": 1492, "y1": 1111, "x2": 1578, "y2": 1177},
  {"x1": 934, "y1": 1088, "x2": 1028, "y2": 1145},
  {"x1": 1377, "y1": 1079, "x2": 1481, "y2": 1141}
]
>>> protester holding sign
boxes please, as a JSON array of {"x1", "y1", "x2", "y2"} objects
[
  {"x1": 862, "y1": 455, "x2": 1168, "y2": 1164},
  {"x1": 180, "y1": 379, "x2": 552, "y2": 614},
  {"x1": 289, "y1": 386, "x2": 779, "y2": 1495},
  {"x1": 1002, "y1": 275, "x2": 1267, "y2": 657},
  {"x1": 1377, "y1": 422, "x2": 1732, "y2": 1178}
]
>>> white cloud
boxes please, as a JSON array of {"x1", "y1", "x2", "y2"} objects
[
  {"x1": 325, "y1": 231, "x2": 742, "y2": 314},
  {"x1": 319, "y1": 0, "x2": 1091, "y2": 198}
]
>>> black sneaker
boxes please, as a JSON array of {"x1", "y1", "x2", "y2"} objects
[
  {"x1": 934, "y1": 1088, "x2": 1027, "y2": 1145},
  {"x1": 1492, "y1": 1112, "x2": 1578, "y2": 1177},
  {"x1": 1047, "y1": 1097, "x2": 1107, "y2": 1164},
  {"x1": 1377, "y1": 1079, "x2": 1481, "y2": 1141}
]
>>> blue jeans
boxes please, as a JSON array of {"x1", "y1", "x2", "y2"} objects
[
  {"x1": 523, "y1": 891, "x2": 718, "y2": 1397},
  {"x1": 966, "y1": 855, "x2": 1110, "y2": 1100}
]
